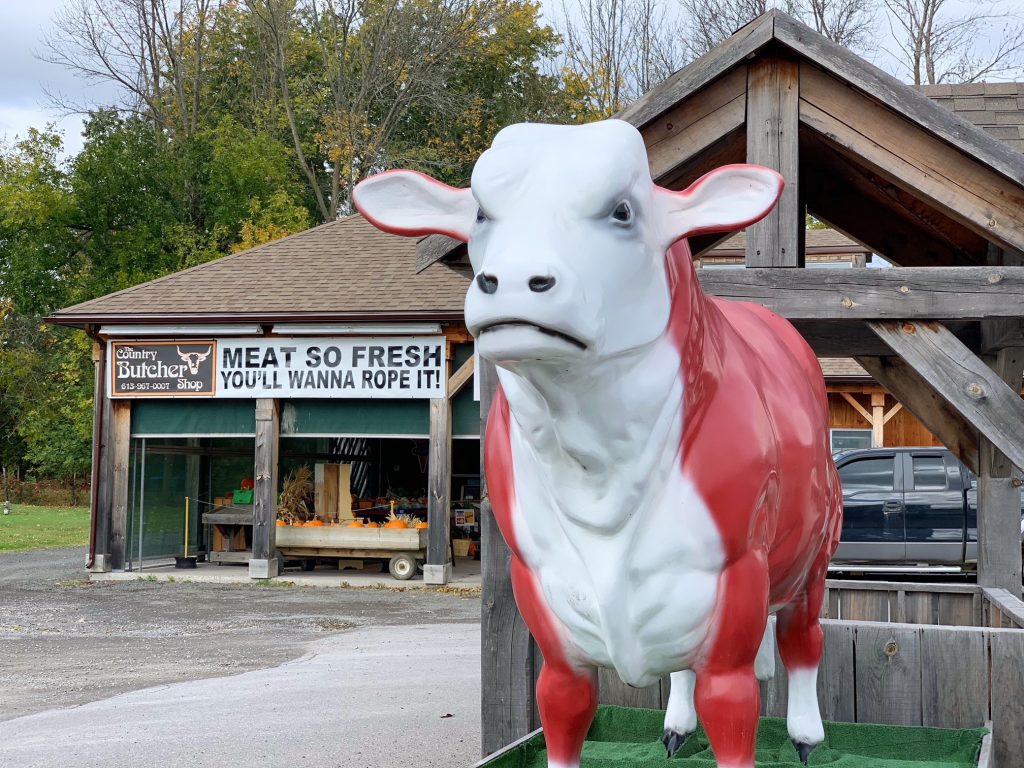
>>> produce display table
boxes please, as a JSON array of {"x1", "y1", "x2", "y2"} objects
[
  {"x1": 203, "y1": 508, "x2": 253, "y2": 564},
  {"x1": 476, "y1": 706, "x2": 990, "y2": 768},
  {"x1": 275, "y1": 525, "x2": 428, "y2": 580}
]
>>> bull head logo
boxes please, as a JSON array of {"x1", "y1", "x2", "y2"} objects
[{"x1": 177, "y1": 346, "x2": 212, "y2": 375}]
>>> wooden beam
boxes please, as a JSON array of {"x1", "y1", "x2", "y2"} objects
[
  {"x1": 425, "y1": 396, "x2": 453, "y2": 585},
  {"x1": 855, "y1": 356, "x2": 980, "y2": 474},
  {"x1": 696, "y1": 267, "x2": 1024, "y2": 320},
  {"x1": 109, "y1": 400, "x2": 131, "y2": 570},
  {"x1": 870, "y1": 391, "x2": 885, "y2": 447},
  {"x1": 867, "y1": 321, "x2": 1024, "y2": 470},
  {"x1": 251, "y1": 398, "x2": 279, "y2": 579},
  {"x1": 839, "y1": 392, "x2": 872, "y2": 424},
  {"x1": 799, "y1": 65, "x2": 1024, "y2": 256},
  {"x1": 773, "y1": 11, "x2": 1024, "y2": 190},
  {"x1": 746, "y1": 56, "x2": 802, "y2": 267},
  {"x1": 882, "y1": 402, "x2": 903, "y2": 425},
  {"x1": 977, "y1": 346, "x2": 1024, "y2": 598},
  {"x1": 448, "y1": 355, "x2": 475, "y2": 399},
  {"x1": 643, "y1": 67, "x2": 746, "y2": 182},
  {"x1": 479, "y1": 360, "x2": 538, "y2": 754},
  {"x1": 801, "y1": 128, "x2": 986, "y2": 267},
  {"x1": 618, "y1": 11, "x2": 775, "y2": 128}
]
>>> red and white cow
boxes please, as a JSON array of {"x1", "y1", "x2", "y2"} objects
[{"x1": 354, "y1": 119, "x2": 842, "y2": 768}]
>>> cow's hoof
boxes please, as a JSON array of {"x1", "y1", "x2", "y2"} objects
[
  {"x1": 792, "y1": 739, "x2": 816, "y2": 765},
  {"x1": 661, "y1": 729, "x2": 689, "y2": 758}
]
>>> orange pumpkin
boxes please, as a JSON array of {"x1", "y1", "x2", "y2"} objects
[
  {"x1": 364, "y1": 521, "x2": 380, "y2": 528},
  {"x1": 276, "y1": 519, "x2": 287, "y2": 527},
  {"x1": 306, "y1": 519, "x2": 324, "y2": 527},
  {"x1": 415, "y1": 521, "x2": 429, "y2": 529},
  {"x1": 383, "y1": 519, "x2": 408, "y2": 529},
  {"x1": 346, "y1": 519, "x2": 364, "y2": 528}
]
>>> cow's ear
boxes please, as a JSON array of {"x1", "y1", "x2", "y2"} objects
[
  {"x1": 656, "y1": 164, "x2": 784, "y2": 243},
  {"x1": 353, "y1": 170, "x2": 477, "y2": 242}
]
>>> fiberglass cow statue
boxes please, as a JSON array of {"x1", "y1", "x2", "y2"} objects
[{"x1": 354, "y1": 119, "x2": 842, "y2": 768}]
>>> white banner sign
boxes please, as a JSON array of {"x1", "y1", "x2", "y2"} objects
[{"x1": 109, "y1": 337, "x2": 446, "y2": 399}]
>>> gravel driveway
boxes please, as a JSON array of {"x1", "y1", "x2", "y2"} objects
[{"x1": 0, "y1": 548, "x2": 482, "y2": 747}]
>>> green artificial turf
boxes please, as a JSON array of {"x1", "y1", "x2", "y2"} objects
[{"x1": 483, "y1": 705, "x2": 986, "y2": 768}]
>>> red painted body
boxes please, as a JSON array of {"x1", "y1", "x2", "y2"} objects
[{"x1": 486, "y1": 238, "x2": 842, "y2": 767}]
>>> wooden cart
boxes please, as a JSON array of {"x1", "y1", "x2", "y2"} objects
[{"x1": 275, "y1": 525, "x2": 428, "y2": 580}]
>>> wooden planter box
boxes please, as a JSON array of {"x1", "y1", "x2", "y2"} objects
[
  {"x1": 551, "y1": 581, "x2": 1022, "y2": 768},
  {"x1": 275, "y1": 525, "x2": 427, "y2": 558}
]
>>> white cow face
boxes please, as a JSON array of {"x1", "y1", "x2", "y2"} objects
[{"x1": 354, "y1": 119, "x2": 782, "y2": 366}]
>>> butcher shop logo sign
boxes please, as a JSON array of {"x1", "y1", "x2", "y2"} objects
[
  {"x1": 108, "y1": 336, "x2": 446, "y2": 399},
  {"x1": 111, "y1": 341, "x2": 217, "y2": 397}
]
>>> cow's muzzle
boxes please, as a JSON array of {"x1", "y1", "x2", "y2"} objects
[{"x1": 476, "y1": 320, "x2": 587, "y2": 350}]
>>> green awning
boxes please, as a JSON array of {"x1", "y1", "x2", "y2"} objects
[
  {"x1": 131, "y1": 400, "x2": 256, "y2": 436},
  {"x1": 281, "y1": 399, "x2": 428, "y2": 437}
]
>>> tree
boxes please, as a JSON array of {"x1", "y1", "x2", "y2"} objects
[
  {"x1": 883, "y1": 0, "x2": 1024, "y2": 84},
  {"x1": 804, "y1": 0, "x2": 877, "y2": 50},
  {"x1": 554, "y1": 0, "x2": 686, "y2": 116},
  {"x1": 43, "y1": 0, "x2": 221, "y2": 138}
]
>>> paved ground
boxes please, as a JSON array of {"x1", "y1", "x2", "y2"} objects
[{"x1": 0, "y1": 547, "x2": 482, "y2": 767}]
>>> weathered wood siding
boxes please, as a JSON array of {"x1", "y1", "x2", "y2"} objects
[{"x1": 827, "y1": 393, "x2": 940, "y2": 447}]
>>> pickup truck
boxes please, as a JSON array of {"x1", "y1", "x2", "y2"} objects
[{"x1": 831, "y1": 447, "x2": 1024, "y2": 571}]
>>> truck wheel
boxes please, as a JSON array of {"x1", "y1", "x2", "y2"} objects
[{"x1": 389, "y1": 553, "x2": 416, "y2": 580}]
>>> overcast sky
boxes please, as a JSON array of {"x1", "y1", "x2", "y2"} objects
[{"x1": 1, "y1": 0, "x2": 1022, "y2": 158}]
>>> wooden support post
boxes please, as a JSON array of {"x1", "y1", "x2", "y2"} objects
[
  {"x1": 425, "y1": 396, "x2": 453, "y2": 585},
  {"x1": 479, "y1": 360, "x2": 538, "y2": 755},
  {"x1": 867, "y1": 321, "x2": 1024, "y2": 471},
  {"x1": 745, "y1": 56, "x2": 802, "y2": 268},
  {"x1": 91, "y1": 357, "x2": 114, "y2": 573},
  {"x1": 855, "y1": 356, "x2": 980, "y2": 474},
  {"x1": 871, "y1": 392, "x2": 885, "y2": 448},
  {"x1": 250, "y1": 399, "x2": 279, "y2": 579},
  {"x1": 109, "y1": 400, "x2": 131, "y2": 570},
  {"x1": 977, "y1": 346, "x2": 1024, "y2": 598}
]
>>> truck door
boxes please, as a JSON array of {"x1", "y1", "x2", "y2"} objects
[
  {"x1": 904, "y1": 451, "x2": 965, "y2": 563},
  {"x1": 834, "y1": 452, "x2": 906, "y2": 563}
]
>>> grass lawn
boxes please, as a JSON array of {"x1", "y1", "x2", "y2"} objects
[{"x1": 0, "y1": 504, "x2": 91, "y2": 551}]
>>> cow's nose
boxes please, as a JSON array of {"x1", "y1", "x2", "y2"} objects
[
  {"x1": 476, "y1": 273, "x2": 499, "y2": 295},
  {"x1": 528, "y1": 275, "x2": 556, "y2": 293}
]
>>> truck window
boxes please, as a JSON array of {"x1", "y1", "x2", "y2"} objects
[
  {"x1": 912, "y1": 456, "x2": 947, "y2": 491},
  {"x1": 838, "y1": 457, "x2": 895, "y2": 491}
]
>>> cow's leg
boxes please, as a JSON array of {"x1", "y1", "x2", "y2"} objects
[
  {"x1": 776, "y1": 551, "x2": 829, "y2": 765},
  {"x1": 693, "y1": 550, "x2": 769, "y2": 768},
  {"x1": 662, "y1": 670, "x2": 697, "y2": 757},
  {"x1": 511, "y1": 558, "x2": 597, "y2": 768},
  {"x1": 754, "y1": 620, "x2": 776, "y2": 681}
]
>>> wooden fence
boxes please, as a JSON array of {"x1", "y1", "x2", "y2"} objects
[{"x1": 592, "y1": 581, "x2": 1024, "y2": 768}]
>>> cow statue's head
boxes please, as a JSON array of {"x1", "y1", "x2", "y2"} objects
[
  {"x1": 354, "y1": 119, "x2": 782, "y2": 366},
  {"x1": 177, "y1": 346, "x2": 212, "y2": 375}
]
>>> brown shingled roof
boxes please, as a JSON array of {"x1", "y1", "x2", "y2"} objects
[
  {"x1": 919, "y1": 82, "x2": 1024, "y2": 153},
  {"x1": 818, "y1": 358, "x2": 871, "y2": 381},
  {"x1": 50, "y1": 215, "x2": 472, "y2": 325}
]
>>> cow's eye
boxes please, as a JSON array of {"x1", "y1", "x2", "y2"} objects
[
  {"x1": 476, "y1": 207, "x2": 487, "y2": 223},
  {"x1": 611, "y1": 201, "x2": 632, "y2": 225}
]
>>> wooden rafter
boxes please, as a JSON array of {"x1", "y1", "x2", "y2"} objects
[
  {"x1": 856, "y1": 355, "x2": 980, "y2": 474},
  {"x1": 799, "y1": 66, "x2": 1024, "y2": 256},
  {"x1": 868, "y1": 321, "x2": 1024, "y2": 471}
]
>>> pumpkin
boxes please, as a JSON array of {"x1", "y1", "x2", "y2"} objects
[
  {"x1": 276, "y1": 519, "x2": 287, "y2": 527},
  {"x1": 240, "y1": 477, "x2": 255, "y2": 490},
  {"x1": 346, "y1": 519, "x2": 364, "y2": 528},
  {"x1": 306, "y1": 519, "x2": 324, "y2": 527},
  {"x1": 415, "y1": 521, "x2": 429, "y2": 529},
  {"x1": 364, "y1": 521, "x2": 380, "y2": 528}
]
